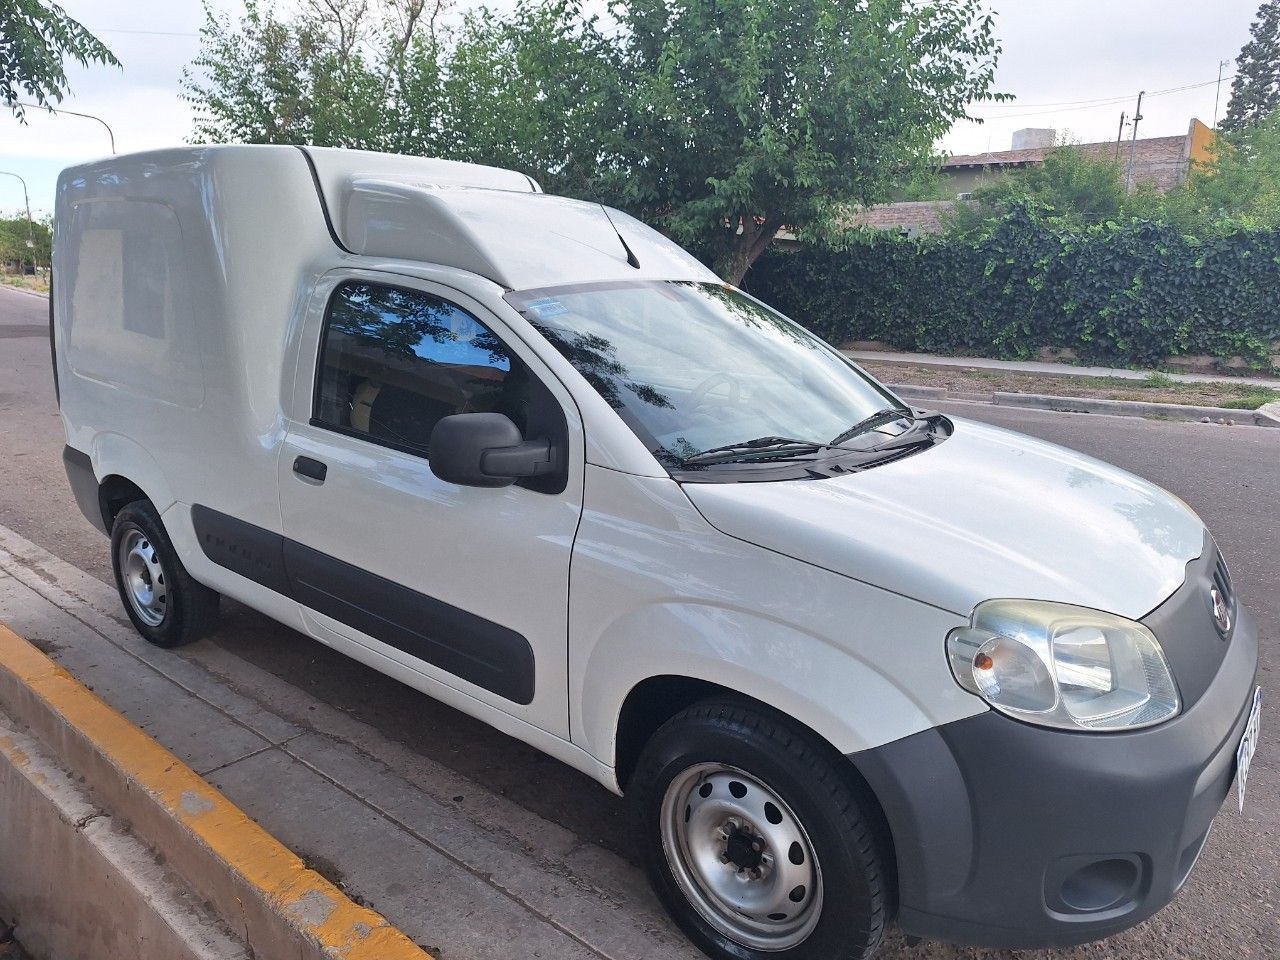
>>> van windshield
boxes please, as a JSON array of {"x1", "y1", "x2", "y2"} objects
[{"x1": 506, "y1": 280, "x2": 917, "y2": 474}]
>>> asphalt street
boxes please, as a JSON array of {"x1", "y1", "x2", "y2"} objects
[{"x1": 1, "y1": 283, "x2": 1276, "y2": 959}]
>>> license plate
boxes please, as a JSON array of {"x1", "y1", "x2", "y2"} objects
[{"x1": 1237, "y1": 686, "x2": 1262, "y2": 812}]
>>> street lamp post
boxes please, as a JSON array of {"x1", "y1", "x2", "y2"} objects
[
  {"x1": 0, "y1": 171, "x2": 36, "y2": 274},
  {"x1": 16, "y1": 101, "x2": 116, "y2": 154}
]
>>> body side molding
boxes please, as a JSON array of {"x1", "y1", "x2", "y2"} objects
[{"x1": 190, "y1": 504, "x2": 534, "y2": 704}]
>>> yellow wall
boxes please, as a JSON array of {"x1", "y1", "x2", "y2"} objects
[{"x1": 1187, "y1": 118, "x2": 1218, "y2": 168}]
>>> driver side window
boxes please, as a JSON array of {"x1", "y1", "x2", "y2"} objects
[{"x1": 313, "y1": 281, "x2": 531, "y2": 457}]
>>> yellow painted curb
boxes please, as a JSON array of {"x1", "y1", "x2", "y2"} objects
[{"x1": 0, "y1": 622, "x2": 432, "y2": 960}]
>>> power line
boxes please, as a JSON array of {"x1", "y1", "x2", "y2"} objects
[
  {"x1": 94, "y1": 27, "x2": 199, "y2": 38},
  {"x1": 980, "y1": 74, "x2": 1231, "y2": 109},
  {"x1": 981, "y1": 92, "x2": 1154, "y2": 110},
  {"x1": 972, "y1": 74, "x2": 1234, "y2": 120}
]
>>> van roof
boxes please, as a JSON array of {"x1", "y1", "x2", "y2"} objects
[
  {"x1": 302, "y1": 146, "x2": 717, "y2": 289},
  {"x1": 58, "y1": 145, "x2": 717, "y2": 291}
]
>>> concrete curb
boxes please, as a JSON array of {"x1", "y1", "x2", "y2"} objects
[
  {"x1": 0, "y1": 711, "x2": 248, "y2": 960},
  {"x1": 846, "y1": 347, "x2": 1280, "y2": 389},
  {"x1": 0, "y1": 285, "x2": 48, "y2": 300},
  {"x1": 0, "y1": 622, "x2": 433, "y2": 960},
  {"x1": 891, "y1": 384, "x2": 1280, "y2": 428}
]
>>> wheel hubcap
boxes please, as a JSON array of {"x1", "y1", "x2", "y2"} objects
[
  {"x1": 119, "y1": 529, "x2": 167, "y2": 627},
  {"x1": 660, "y1": 763, "x2": 822, "y2": 951}
]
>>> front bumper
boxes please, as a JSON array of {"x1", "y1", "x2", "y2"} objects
[{"x1": 849, "y1": 602, "x2": 1259, "y2": 949}]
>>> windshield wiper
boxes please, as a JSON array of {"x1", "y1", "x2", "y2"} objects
[
  {"x1": 681, "y1": 436, "x2": 827, "y2": 466},
  {"x1": 864, "y1": 410, "x2": 947, "y2": 452},
  {"x1": 828, "y1": 406, "x2": 914, "y2": 446},
  {"x1": 680, "y1": 410, "x2": 943, "y2": 469}
]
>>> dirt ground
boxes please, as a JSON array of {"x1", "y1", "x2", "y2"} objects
[
  {"x1": 0, "y1": 275, "x2": 48, "y2": 295},
  {"x1": 859, "y1": 360, "x2": 1280, "y2": 410}
]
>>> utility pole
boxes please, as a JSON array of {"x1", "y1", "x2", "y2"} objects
[
  {"x1": 1125, "y1": 91, "x2": 1145, "y2": 193},
  {"x1": 0, "y1": 171, "x2": 36, "y2": 274},
  {"x1": 1114, "y1": 111, "x2": 1127, "y2": 161},
  {"x1": 1213, "y1": 58, "x2": 1231, "y2": 128}
]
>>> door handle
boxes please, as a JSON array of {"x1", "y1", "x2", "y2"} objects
[{"x1": 293, "y1": 456, "x2": 328, "y2": 483}]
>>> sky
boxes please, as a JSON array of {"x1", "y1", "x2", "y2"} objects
[{"x1": 0, "y1": 0, "x2": 1267, "y2": 217}]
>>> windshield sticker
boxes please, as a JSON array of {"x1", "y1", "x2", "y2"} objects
[{"x1": 526, "y1": 298, "x2": 570, "y2": 320}]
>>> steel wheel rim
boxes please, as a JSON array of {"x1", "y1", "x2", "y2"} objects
[
  {"x1": 660, "y1": 762, "x2": 823, "y2": 951},
  {"x1": 118, "y1": 528, "x2": 167, "y2": 627}
]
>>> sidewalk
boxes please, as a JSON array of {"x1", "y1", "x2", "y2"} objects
[
  {"x1": 0, "y1": 521, "x2": 705, "y2": 960},
  {"x1": 843, "y1": 349, "x2": 1280, "y2": 389}
]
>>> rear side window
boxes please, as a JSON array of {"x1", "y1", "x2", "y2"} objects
[
  {"x1": 63, "y1": 199, "x2": 204, "y2": 407},
  {"x1": 313, "y1": 281, "x2": 531, "y2": 457}
]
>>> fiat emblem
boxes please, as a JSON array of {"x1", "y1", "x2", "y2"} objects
[{"x1": 1209, "y1": 587, "x2": 1232, "y2": 636}]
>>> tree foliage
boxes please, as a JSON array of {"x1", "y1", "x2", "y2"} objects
[
  {"x1": 891, "y1": 158, "x2": 952, "y2": 201},
  {"x1": 182, "y1": 0, "x2": 1006, "y2": 282},
  {"x1": 608, "y1": 0, "x2": 1005, "y2": 281},
  {"x1": 938, "y1": 115, "x2": 1280, "y2": 240},
  {"x1": 184, "y1": 0, "x2": 623, "y2": 195},
  {"x1": 1223, "y1": 0, "x2": 1280, "y2": 133},
  {"x1": 0, "y1": 213, "x2": 51, "y2": 267},
  {"x1": 747, "y1": 204, "x2": 1280, "y2": 371},
  {"x1": 0, "y1": 0, "x2": 119, "y2": 120},
  {"x1": 943, "y1": 143, "x2": 1128, "y2": 235},
  {"x1": 1134, "y1": 114, "x2": 1280, "y2": 233},
  {"x1": 439, "y1": 2, "x2": 627, "y2": 199},
  {"x1": 184, "y1": 0, "x2": 444, "y2": 148}
]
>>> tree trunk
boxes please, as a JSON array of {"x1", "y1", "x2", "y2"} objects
[{"x1": 723, "y1": 216, "x2": 781, "y2": 286}]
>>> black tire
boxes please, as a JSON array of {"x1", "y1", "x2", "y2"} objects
[
  {"x1": 631, "y1": 699, "x2": 889, "y2": 960},
  {"x1": 110, "y1": 500, "x2": 219, "y2": 647}
]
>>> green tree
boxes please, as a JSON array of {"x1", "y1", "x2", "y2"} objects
[
  {"x1": 0, "y1": 0, "x2": 119, "y2": 120},
  {"x1": 183, "y1": 0, "x2": 439, "y2": 149},
  {"x1": 184, "y1": 0, "x2": 1005, "y2": 283},
  {"x1": 611, "y1": 0, "x2": 1005, "y2": 282},
  {"x1": 1142, "y1": 113, "x2": 1280, "y2": 232},
  {"x1": 892, "y1": 158, "x2": 953, "y2": 201},
  {"x1": 0, "y1": 213, "x2": 52, "y2": 269},
  {"x1": 1223, "y1": 0, "x2": 1280, "y2": 132},
  {"x1": 438, "y1": 2, "x2": 626, "y2": 199},
  {"x1": 943, "y1": 143, "x2": 1127, "y2": 236}
]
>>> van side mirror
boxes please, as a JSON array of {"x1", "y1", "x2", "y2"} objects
[{"x1": 429, "y1": 413, "x2": 554, "y2": 488}]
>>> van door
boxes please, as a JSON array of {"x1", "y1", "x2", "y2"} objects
[{"x1": 276, "y1": 272, "x2": 584, "y2": 738}]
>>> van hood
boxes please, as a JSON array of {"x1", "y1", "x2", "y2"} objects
[{"x1": 681, "y1": 418, "x2": 1205, "y2": 619}]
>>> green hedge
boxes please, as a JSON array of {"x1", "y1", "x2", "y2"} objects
[{"x1": 744, "y1": 206, "x2": 1280, "y2": 370}]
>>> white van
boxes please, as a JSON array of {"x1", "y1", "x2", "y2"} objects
[{"x1": 53, "y1": 146, "x2": 1260, "y2": 960}]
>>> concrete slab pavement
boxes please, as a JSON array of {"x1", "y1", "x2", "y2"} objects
[
  {"x1": 0, "y1": 705, "x2": 250, "y2": 960},
  {"x1": 0, "y1": 520, "x2": 703, "y2": 960}
]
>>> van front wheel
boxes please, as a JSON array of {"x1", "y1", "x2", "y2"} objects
[
  {"x1": 631, "y1": 700, "x2": 888, "y2": 960},
  {"x1": 111, "y1": 501, "x2": 219, "y2": 647}
]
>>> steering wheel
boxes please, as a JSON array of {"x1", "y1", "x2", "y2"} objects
[{"x1": 689, "y1": 373, "x2": 742, "y2": 411}]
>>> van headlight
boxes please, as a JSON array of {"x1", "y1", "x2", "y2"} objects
[{"x1": 947, "y1": 600, "x2": 1180, "y2": 731}]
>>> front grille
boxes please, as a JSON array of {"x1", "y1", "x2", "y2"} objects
[{"x1": 1212, "y1": 548, "x2": 1235, "y2": 637}]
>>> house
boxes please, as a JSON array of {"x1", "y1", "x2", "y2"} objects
[
  {"x1": 845, "y1": 200, "x2": 953, "y2": 237},
  {"x1": 849, "y1": 118, "x2": 1217, "y2": 236},
  {"x1": 942, "y1": 118, "x2": 1217, "y2": 194}
]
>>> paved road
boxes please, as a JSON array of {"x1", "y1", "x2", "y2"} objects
[{"x1": 2, "y1": 284, "x2": 1276, "y2": 959}]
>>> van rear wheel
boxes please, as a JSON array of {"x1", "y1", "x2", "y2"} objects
[
  {"x1": 111, "y1": 500, "x2": 219, "y2": 647},
  {"x1": 631, "y1": 700, "x2": 888, "y2": 960}
]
